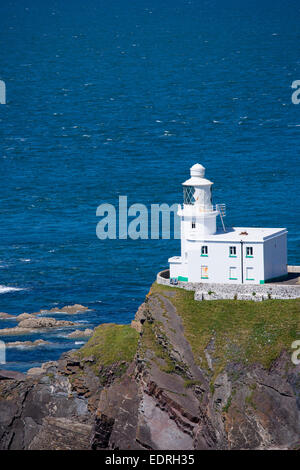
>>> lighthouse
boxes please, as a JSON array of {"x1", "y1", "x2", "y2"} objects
[{"x1": 169, "y1": 164, "x2": 288, "y2": 284}]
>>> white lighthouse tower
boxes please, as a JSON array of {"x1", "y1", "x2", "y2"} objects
[
  {"x1": 178, "y1": 164, "x2": 222, "y2": 261},
  {"x1": 169, "y1": 164, "x2": 288, "y2": 284},
  {"x1": 180, "y1": 162, "x2": 220, "y2": 233}
]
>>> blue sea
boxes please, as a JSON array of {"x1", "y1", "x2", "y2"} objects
[{"x1": 0, "y1": 0, "x2": 299, "y2": 372}]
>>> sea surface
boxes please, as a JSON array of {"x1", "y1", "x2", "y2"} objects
[{"x1": 0, "y1": 0, "x2": 299, "y2": 371}]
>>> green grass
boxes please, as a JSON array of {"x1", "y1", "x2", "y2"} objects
[
  {"x1": 76, "y1": 323, "x2": 139, "y2": 378},
  {"x1": 140, "y1": 320, "x2": 177, "y2": 373},
  {"x1": 183, "y1": 379, "x2": 202, "y2": 389},
  {"x1": 245, "y1": 390, "x2": 257, "y2": 409},
  {"x1": 140, "y1": 320, "x2": 189, "y2": 376},
  {"x1": 151, "y1": 283, "x2": 300, "y2": 377},
  {"x1": 222, "y1": 395, "x2": 232, "y2": 413}
]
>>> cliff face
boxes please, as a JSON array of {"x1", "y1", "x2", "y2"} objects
[{"x1": 0, "y1": 284, "x2": 299, "y2": 450}]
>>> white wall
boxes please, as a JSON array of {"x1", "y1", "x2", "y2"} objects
[
  {"x1": 183, "y1": 240, "x2": 264, "y2": 284},
  {"x1": 170, "y1": 232, "x2": 287, "y2": 284},
  {"x1": 243, "y1": 242, "x2": 264, "y2": 284},
  {"x1": 169, "y1": 259, "x2": 187, "y2": 279},
  {"x1": 179, "y1": 207, "x2": 217, "y2": 256},
  {"x1": 263, "y1": 233, "x2": 287, "y2": 281}
]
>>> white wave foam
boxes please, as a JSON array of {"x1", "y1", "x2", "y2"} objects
[{"x1": 0, "y1": 285, "x2": 24, "y2": 294}]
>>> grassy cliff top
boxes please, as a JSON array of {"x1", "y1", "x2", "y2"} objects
[
  {"x1": 151, "y1": 283, "x2": 300, "y2": 375},
  {"x1": 75, "y1": 284, "x2": 299, "y2": 381},
  {"x1": 77, "y1": 323, "x2": 139, "y2": 377}
]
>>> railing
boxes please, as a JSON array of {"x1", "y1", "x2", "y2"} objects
[
  {"x1": 215, "y1": 203, "x2": 226, "y2": 217},
  {"x1": 216, "y1": 204, "x2": 226, "y2": 231},
  {"x1": 179, "y1": 203, "x2": 226, "y2": 215}
]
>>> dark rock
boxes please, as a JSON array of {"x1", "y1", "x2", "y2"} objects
[
  {"x1": 0, "y1": 370, "x2": 26, "y2": 381},
  {"x1": 18, "y1": 317, "x2": 75, "y2": 329},
  {"x1": 0, "y1": 312, "x2": 14, "y2": 320},
  {"x1": 81, "y1": 356, "x2": 95, "y2": 363},
  {"x1": 0, "y1": 289, "x2": 299, "y2": 450},
  {"x1": 40, "y1": 304, "x2": 88, "y2": 315}
]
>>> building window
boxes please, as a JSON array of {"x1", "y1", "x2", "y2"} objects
[
  {"x1": 246, "y1": 247, "x2": 253, "y2": 257},
  {"x1": 246, "y1": 267, "x2": 254, "y2": 280},
  {"x1": 229, "y1": 246, "x2": 236, "y2": 257},
  {"x1": 201, "y1": 246, "x2": 208, "y2": 256},
  {"x1": 229, "y1": 266, "x2": 237, "y2": 280},
  {"x1": 191, "y1": 220, "x2": 196, "y2": 229},
  {"x1": 201, "y1": 265, "x2": 208, "y2": 279},
  {"x1": 184, "y1": 186, "x2": 196, "y2": 205}
]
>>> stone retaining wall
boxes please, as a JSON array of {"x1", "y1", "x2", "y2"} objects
[
  {"x1": 156, "y1": 269, "x2": 300, "y2": 301},
  {"x1": 288, "y1": 265, "x2": 300, "y2": 273}
]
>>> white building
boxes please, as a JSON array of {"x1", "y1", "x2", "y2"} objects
[{"x1": 169, "y1": 164, "x2": 288, "y2": 285}]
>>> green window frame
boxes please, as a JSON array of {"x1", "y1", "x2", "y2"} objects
[
  {"x1": 201, "y1": 246, "x2": 208, "y2": 256},
  {"x1": 229, "y1": 246, "x2": 237, "y2": 257},
  {"x1": 201, "y1": 265, "x2": 208, "y2": 279},
  {"x1": 229, "y1": 266, "x2": 237, "y2": 280},
  {"x1": 246, "y1": 267, "x2": 254, "y2": 280}
]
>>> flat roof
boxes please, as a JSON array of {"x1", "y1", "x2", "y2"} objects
[{"x1": 188, "y1": 227, "x2": 287, "y2": 243}]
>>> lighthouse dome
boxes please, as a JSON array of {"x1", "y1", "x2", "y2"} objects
[
  {"x1": 182, "y1": 163, "x2": 213, "y2": 186},
  {"x1": 190, "y1": 163, "x2": 205, "y2": 177}
]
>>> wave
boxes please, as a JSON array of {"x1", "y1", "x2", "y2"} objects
[{"x1": 0, "y1": 285, "x2": 25, "y2": 294}]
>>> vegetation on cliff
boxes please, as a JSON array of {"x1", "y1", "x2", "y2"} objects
[
  {"x1": 0, "y1": 285, "x2": 299, "y2": 450},
  {"x1": 151, "y1": 282, "x2": 300, "y2": 377},
  {"x1": 76, "y1": 323, "x2": 139, "y2": 378}
]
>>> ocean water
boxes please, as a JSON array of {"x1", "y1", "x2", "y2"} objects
[{"x1": 0, "y1": 0, "x2": 299, "y2": 372}]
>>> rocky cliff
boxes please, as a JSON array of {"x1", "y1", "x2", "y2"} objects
[{"x1": 0, "y1": 283, "x2": 299, "y2": 450}]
